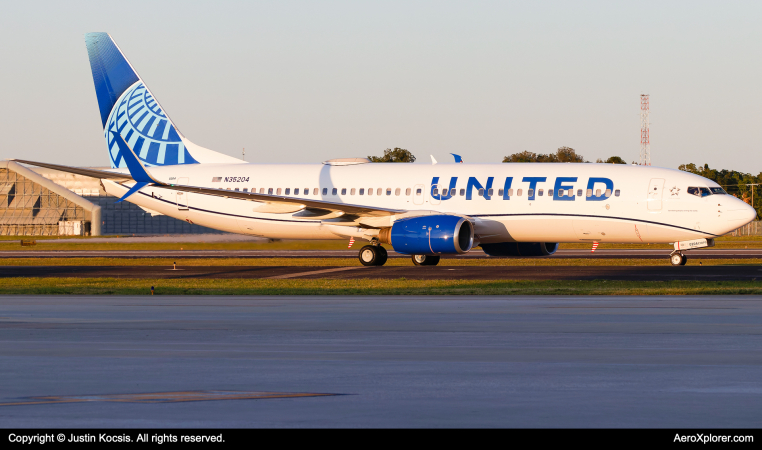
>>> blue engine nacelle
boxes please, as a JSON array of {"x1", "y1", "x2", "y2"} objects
[
  {"x1": 480, "y1": 242, "x2": 559, "y2": 257},
  {"x1": 387, "y1": 215, "x2": 474, "y2": 255}
]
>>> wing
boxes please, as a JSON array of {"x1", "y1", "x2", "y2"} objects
[{"x1": 14, "y1": 159, "x2": 132, "y2": 180}]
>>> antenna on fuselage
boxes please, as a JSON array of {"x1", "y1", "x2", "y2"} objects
[{"x1": 242, "y1": 147, "x2": 245, "y2": 161}]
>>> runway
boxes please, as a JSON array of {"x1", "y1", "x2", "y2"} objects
[
  {"x1": 2, "y1": 264, "x2": 762, "y2": 280},
  {"x1": 2, "y1": 248, "x2": 762, "y2": 259},
  {"x1": 1, "y1": 295, "x2": 761, "y2": 427}
]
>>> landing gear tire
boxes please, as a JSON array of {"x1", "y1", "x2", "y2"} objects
[
  {"x1": 359, "y1": 245, "x2": 388, "y2": 266},
  {"x1": 412, "y1": 255, "x2": 441, "y2": 266},
  {"x1": 670, "y1": 252, "x2": 688, "y2": 266}
]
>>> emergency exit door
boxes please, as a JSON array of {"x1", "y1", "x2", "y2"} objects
[
  {"x1": 647, "y1": 178, "x2": 664, "y2": 211},
  {"x1": 176, "y1": 177, "x2": 189, "y2": 210}
]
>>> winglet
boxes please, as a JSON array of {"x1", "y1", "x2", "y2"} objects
[
  {"x1": 116, "y1": 182, "x2": 150, "y2": 203},
  {"x1": 110, "y1": 131, "x2": 162, "y2": 202},
  {"x1": 110, "y1": 131, "x2": 161, "y2": 184},
  {"x1": 451, "y1": 153, "x2": 464, "y2": 163}
]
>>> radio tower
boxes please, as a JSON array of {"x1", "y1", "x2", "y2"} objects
[{"x1": 640, "y1": 94, "x2": 650, "y2": 165}]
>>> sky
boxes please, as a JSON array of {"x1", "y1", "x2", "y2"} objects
[{"x1": 1, "y1": 0, "x2": 761, "y2": 171}]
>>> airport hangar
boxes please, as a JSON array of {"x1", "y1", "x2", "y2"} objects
[{"x1": 0, "y1": 160, "x2": 222, "y2": 236}]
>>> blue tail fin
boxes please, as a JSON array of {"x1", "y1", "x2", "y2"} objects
[{"x1": 85, "y1": 33, "x2": 200, "y2": 169}]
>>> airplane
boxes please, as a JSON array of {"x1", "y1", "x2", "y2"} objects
[{"x1": 16, "y1": 32, "x2": 757, "y2": 267}]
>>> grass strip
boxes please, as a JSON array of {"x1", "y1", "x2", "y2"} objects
[
  {"x1": 1, "y1": 257, "x2": 761, "y2": 267},
  {"x1": 1, "y1": 277, "x2": 762, "y2": 295}
]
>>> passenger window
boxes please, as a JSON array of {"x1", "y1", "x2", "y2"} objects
[
  {"x1": 294, "y1": 188, "x2": 299, "y2": 195},
  {"x1": 478, "y1": 188, "x2": 485, "y2": 196},
  {"x1": 332, "y1": 188, "x2": 338, "y2": 195},
  {"x1": 537, "y1": 189, "x2": 543, "y2": 196},
  {"x1": 406, "y1": 188, "x2": 411, "y2": 196},
  {"x1": 395, "y1": 188, "x2": 400, "y2": 196},
  {"x1": 377, "y1": 188, "x2": 382, "y2": 195},
  {"x1": 285, "y1": 188, "x2": 290, "y2": 195},
  {"x1": 528, "y1": 189, "x2": 534, "y2": 197},
  {"x1": 386, "y1": 188, "x2": 392, "y2": 196},
  {"x1": 441, "y1": 188, "x2": 448, "y2": 196},
  {"x1": 227, "y1": 188, "x2": 232, "y2": 191},
  {"x1": 313, "y1": 188, "x2": 318, "y2": 195},
  {"x1": 488, "y1": 189, "x2": 493, "y2": 196},
  {"x1": 360, "y1": 188, "x2": 365, "y2": 195},
  {"x1": 459, "y1": 189, "x2": 465, "y2": 196},
  {"x1": 416, "y1": 188, "x2": 422, "y2": 195},
  {"x1": 548, "y1": 189, "x2": 553, "y2": 197},
  {"x1": 350, "y1": 188, "x2": 356, "y2": 195},
  {"x1": 586, "y1": 189, "x2": 592, "y2": 197},
  {"x1": 432, "y1": 188, "x2": 438, "y2": 196},
  {"x1": 368, "y1": 188, "x2": 373, "y2": 196},
  {"x1": 498, "y1": 189, "x2": 504, "y2": 196},
  {"x1": 322, "y1": 188, "x2": 328, "y2": 195},
  {"x1": 235, "y1": 188, "x2": 239, "y2": 191},
  {"x1": 577, "y1": 189, "x2": 583, "y2": 197},
  {"x1": 268, "y1": 188, "x2": 273, "y2": 195},
  {"x1": 614, "y1": 189, "x2": 620, "y2": 197},
  {"x1": 517, "y1": 189, "x2": 522, "y2": 196},
  {"x1": 596, "y1": 189, "x2": 601, "y2": 196},
  {"x1": 276, "y1": 188, "x2": 282, "y2": 195},
  {"x1": 243, "y1": 188, "x2": 248, "y2": 192},
  {"x1": 605, "y1": 189, "x2": 611, "y2": 197},
  {"x1": 341, "y1": 188, "x2": 346, "y2": 195},
  {"x1": 259, "y1": 188, "x2": 265, "y2": 194}
]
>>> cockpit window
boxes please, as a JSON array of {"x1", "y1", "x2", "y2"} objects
[
  {"x1": 688, "y1": 186, "x2": 713, "y2": 197},
  {"x1": 710, "y1": 187, "x2": 727, "y2": 195}
]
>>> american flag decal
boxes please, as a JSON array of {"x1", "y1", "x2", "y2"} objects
[
  {"x1": 348, "y1": 237, "x2": 355, "y2": 248},
  {"x1": 591, "y1": 242, "x2": 599, "y2": 252}
]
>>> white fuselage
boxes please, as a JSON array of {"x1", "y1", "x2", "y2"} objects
[{"x1": 103, "y1": 162, "x2": 756, "y2": 245}]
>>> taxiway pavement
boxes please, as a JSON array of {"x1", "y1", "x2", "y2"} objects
[{"x1": 1, "y1": 295, "x2": 761, "y2": 427}]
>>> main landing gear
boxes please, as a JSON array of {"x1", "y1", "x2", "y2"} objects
[
  {"x1": 412, "y1": 254, "x2": 440, "y2": 266},
  {"x1": 670, "y1": 251, "x2": 688, "y2": 266},
  {"x1": 359, "y1": 244, "x2": 388, "y2": 266}
]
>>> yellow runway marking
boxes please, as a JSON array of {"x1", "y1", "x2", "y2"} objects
[{"x1": 266, "y1": 266, "x2": 364, "y2": 279}]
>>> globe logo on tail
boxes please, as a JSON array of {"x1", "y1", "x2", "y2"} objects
[{"x1": 104, "y1": 81, "x2": 198, "y2": 168}]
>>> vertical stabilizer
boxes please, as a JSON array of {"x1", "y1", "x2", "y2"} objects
[{"x1": 85, "y1": 33, "x2": 243, "y2": 168}]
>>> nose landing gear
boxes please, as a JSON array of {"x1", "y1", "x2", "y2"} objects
[{"x1": 670, "y1": 251, "x2": 688, "y2": 266}]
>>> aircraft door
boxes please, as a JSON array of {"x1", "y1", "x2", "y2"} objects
[
  {"x1": 647, "y1": 178, "x2": 664, "y2": 211},
  {"x1": 413, "y1": 184, "x2": 425, "y2": 205},
  {"x1": 176, "y1": 177, "x2": 189, "y2": 210}
]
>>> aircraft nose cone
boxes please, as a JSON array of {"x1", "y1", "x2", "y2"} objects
[
  {"x1": 726, "y1": 198, "x2": 757, "y2": 225},
  {"x1": 743, "y1": 202, "x2": 757, "y2": 223}
]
